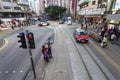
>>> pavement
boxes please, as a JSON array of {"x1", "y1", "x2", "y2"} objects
[{"x1": 88, "y1": 24, "x2": 120, "y2": 45}]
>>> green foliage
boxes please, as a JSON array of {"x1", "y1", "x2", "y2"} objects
[{"x1": 45, "y1": 5, "x2": 67, "y2": 20}]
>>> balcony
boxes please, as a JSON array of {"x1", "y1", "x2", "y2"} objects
[{"x1": 78, "y1": 0, "x2": 89, "y2": 6}]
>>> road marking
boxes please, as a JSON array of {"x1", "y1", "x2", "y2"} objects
[
  {"x1": 0, "y1": 71, "x2": 1, "y2": 73},
  {"x1": 13, "y1": 71, "x2": 16, "y2": 73},
  {"x1": 5, "y1": 71, "x2": 8, "y2": 74},
  {"x1": 90, "y1": 39, "x2": 120, "y2": 72},
  {"x1": 46, "y1": 70, "x2": 48, "y2": 72},
  {"x1": 55, "y1": 70, "x2": 57, "y2": 72},
  {"x1": 20, "y1": 70, "x2": 23, "y2": 73},
  {"x1": 0, "y1": 39, "x2": 8, "y2": 51}
]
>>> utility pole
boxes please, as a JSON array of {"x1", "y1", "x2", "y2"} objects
[
  {"x1": 74, "y1": 0, "x2": 77, "y2": 19},
  {"x1": 68, "y1": 0, "x2": 70, "y2": 16}
]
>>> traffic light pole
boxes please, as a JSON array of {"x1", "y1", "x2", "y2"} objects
[
  {"x1": 25, "y1": 30, "x2": 36, "y2": 79},
  {"x1": 29, "y1": 49, "x2": 36, "y2": 79}
]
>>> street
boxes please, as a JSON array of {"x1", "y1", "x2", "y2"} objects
[{"x1": 0, "y1": 21, "x2": 120, "y2": 80}]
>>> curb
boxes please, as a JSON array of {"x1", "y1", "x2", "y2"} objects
[{"x1": 0, "y1": 39, "x2": 5, "y2": 48}]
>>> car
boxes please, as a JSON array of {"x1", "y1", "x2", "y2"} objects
[
  {"x1": 73, "y1": 28, "x2": 89, "y2": 43},
  {"x1": 59, "y1": 19, "x2": 64, "y2": 24},
  {"x1": 67, "y1": 20, "x2": 72, "y2": 25},
  {"x1": 67, "y1": 17, "x2": 72, "y2": 25},
  {"x1": 38, "y1": 21, "x2": 49, "y2": 26}
]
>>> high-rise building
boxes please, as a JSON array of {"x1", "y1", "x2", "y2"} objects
[{"x1": 0, "y1": 0, "x2": 31, "y2": 27}]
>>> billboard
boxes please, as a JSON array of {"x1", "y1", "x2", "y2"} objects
[{"x1": 115, "y1": 0, "x2": 120, "y2": 9}]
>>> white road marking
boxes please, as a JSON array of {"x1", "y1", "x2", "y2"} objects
[
  {"x1": 55, "y1": 70, "x2": 57, "y2": 72},
  {"x1": 46, "y1": 70, "x2": 48, "y2": 72},
  {"x1": 13, "y1": 71, "x2": 16, "y2": 73},
  {"x1": 0, "y1": 71, "x2": 1, "y2": 73},
  {"x1": 0, "y1": 39, "x2": 8, "y2": 51},
  {"x1": 5, "y1": 71, "x2": 8, "y2": 73},
  {"x1": 20, "y1": 70, "x2": 23, "y2": 73}
]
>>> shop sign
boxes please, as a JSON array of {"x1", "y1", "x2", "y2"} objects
[
  {"x1": 92, "y1": 8, "x2": 105, "y2": 14},
  {"x1": 1, "y1": 18, "x2": 11, "y2": 21},
  {"x1": 79, "y1": 11, "x2": 86, "y2": 15}
]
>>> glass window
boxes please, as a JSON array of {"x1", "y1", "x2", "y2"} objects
[
  {"x1": 2, "y1": 0, "x2": 11, "y2": 2},
  {"x1": 3, "y1": 6, "x2": 11, "y2": 9}
]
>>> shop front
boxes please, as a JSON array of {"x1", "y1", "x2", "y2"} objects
[{"x1": 106, "y1": 14, "x2": 120, "y2": 40}]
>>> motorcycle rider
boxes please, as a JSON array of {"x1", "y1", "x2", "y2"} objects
[{"x1": 102, "y1": 35, "x2": 108, "y2": 47}]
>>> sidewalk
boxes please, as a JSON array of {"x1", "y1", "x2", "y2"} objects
[{"x1": 88, "y1": 25, "x2": 120, "y2": 46}]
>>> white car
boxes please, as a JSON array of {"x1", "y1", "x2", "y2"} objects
[{"x1": 67, "y1": 20, "x2": 72, "y2": 25}]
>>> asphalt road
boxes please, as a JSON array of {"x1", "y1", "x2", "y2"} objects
[
  {"x1": 1, "y1": 21, "x2": 120, "y2": 80},
  {"x1": 0, "y1": 25, "x2": 54, "y2": 80}
]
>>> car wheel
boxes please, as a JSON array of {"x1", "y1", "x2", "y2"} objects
[
  {"x1": 75, "y1": 38, "x2": 79, "y2": 43},
  {"x1": 85, "y1": 41, "x2": 88, "y2": 43}
]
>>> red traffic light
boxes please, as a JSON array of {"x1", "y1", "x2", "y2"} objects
[{"x1": 27, "y1": 34, "x2": 33, "y2": 39}]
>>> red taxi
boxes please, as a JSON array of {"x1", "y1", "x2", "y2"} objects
[{"x1": 73, "y1": 28, "x2": 89, "y2": 43}]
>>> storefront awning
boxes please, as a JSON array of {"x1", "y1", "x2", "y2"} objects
[
  {"x1": 106, "y1": 14, "x2": 120, "y2": 20},
  {"x1": 109, "y1": 20, "x2": 119, "y2": 24}
]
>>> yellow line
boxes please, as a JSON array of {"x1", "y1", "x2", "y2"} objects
[
  {"x1": 0, "y1": 39, "x2": 8, "y2": 51},
  {"x1": 90, "y1": 39, "x2": 120, "y2": 72}
]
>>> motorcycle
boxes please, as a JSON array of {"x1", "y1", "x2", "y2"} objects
[{"x1": 101, "y1": 42, "x2": 107, "y2": 48}]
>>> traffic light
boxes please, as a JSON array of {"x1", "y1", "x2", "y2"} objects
[
  {"x1": 17, "y1": 32, "x2": 27, "y2": 49},
  {"x1": 27, "y1": 32, "x2": 35, "y2": 49}
]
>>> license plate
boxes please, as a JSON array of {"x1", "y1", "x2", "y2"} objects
[{"x1": 81, "y1": 40, "x2": 85, "y2": 42}]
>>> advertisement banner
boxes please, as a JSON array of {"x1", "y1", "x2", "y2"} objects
[{"x1": 72, "y1": 0, "x2": 74, "y2": 9}]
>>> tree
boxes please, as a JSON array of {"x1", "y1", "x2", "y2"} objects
[{"x1": 45, "y1": 5, "x2": 67, "y2": 20}]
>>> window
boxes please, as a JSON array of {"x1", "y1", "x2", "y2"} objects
[
  {"x1": 13, "y1": 0, "x2": 17, "y2": 3},
  {"x1": 92, "y1": 1, "x2": 96, "y2": 5},
  {"x1": 2, "y1": 0, "x2": 11, "y2": 2},
  {"x1": 14, "y1": 7, "x2": 21, "y2": 10},
  {"x1": 3, "y1": 6, "x2": 11, "y2": 9}
]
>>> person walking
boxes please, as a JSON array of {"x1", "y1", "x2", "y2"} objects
[
  {"x1": 101, "y1": 35, "x2": 108, "y2": 48},
  {"x1": 44, "y1": 48, "x2": 49, "y2": 63},
  {"x1": 48, "y1": 37, "x2": 51, "y2": 45},
  {"x1": 41, "y1": 45, "x2": 45, "y2": 58},
  {"x1": 110, "y1": 33, "x2": 116, "y2": 44},
  {"x1": 48, "y1": 45, "x2": 53, "y2": 58}
]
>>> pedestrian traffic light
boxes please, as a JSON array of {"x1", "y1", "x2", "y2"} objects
[
  {"x1": 17, "y1": 32, "x2": 27, "y2": 49},
  {"x1": 27, "y1": 32, "x2": 35, "y2": 49}
]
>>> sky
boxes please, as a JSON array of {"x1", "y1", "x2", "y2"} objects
[{"x1": 115, "y1": 0, "x2": 120, "y2": 9}]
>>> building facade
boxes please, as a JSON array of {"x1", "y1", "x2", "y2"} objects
[{"x1": 0, "y1": 0, "x2": 30, "y2": 23}]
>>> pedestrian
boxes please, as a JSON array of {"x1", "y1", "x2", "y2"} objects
[
  {"x1": 44, "y1": 48, "x2": 49, "y2": 63},
  {"x1": 11, "y1": 24, "x2": 14, "y2": 30},
  {"x1": 41, "y1": 45, "x2": 45, "y2": 58},
  {"x1": 110, "y1": 33, "x2": 116, "y2": 44},
  {"x1": 48, "y1": 37, "x2": 51, "y2": 45},
  {"x1": 81, "y1": 23, "x2": 83, "y2": 29},
  {"x1": 48, "y1": 45, "x2": 53, "y2": 58},
  {"x1": 85, "y1": 22, "x2": 88, "y2": 30},
  {"x1": 101, "y1": 28, "x2": 105, "y2": 39},
  {"x1": 101, "y1": 35, "x2": 108, "y2": 47}
]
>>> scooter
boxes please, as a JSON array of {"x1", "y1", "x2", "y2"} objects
[{"x1": 101, "y1": 42, "x2": 107, "y2": 48}]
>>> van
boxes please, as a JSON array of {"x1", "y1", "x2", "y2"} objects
[{"x1": 67, "y1": 17, "x2": 72, "y2": 25}]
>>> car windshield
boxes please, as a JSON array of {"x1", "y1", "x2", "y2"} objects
[{"x1": 76, "y1": 31, "x2": 86, "y2": 35}]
